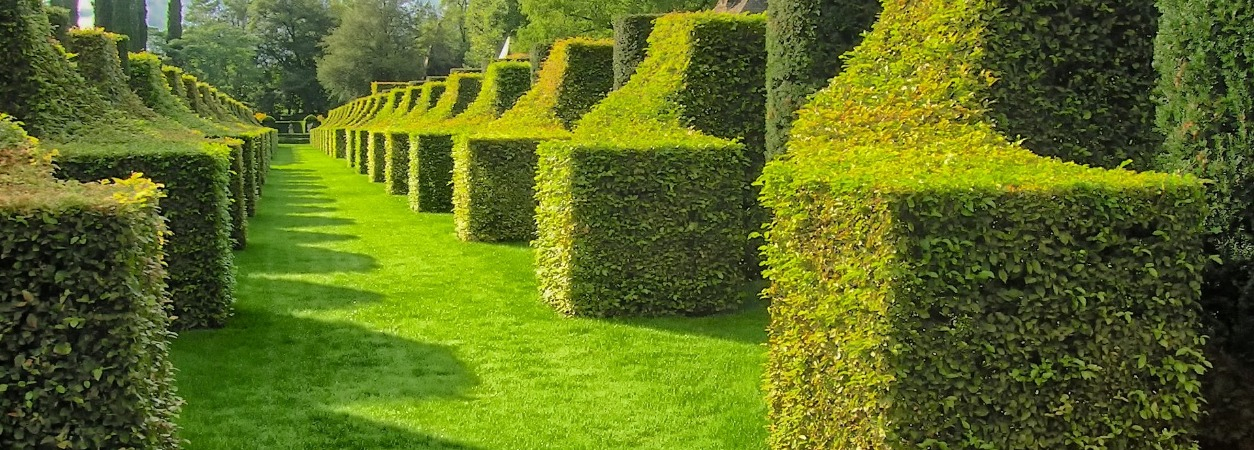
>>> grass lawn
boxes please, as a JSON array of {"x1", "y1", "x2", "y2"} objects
[{"x1": 171, "y1": 144, "x2": 770, "y2": 449}]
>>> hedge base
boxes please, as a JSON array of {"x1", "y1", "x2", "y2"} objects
[
  {"x1": 454, "y1": 135, "x2": 544, "y2": 242},
  {"x1": 408, "y1": 132, "x2": 455, "y2": 213},
  {"x1": 535, "y1": 141, "x2": 749, "y2": 317}
]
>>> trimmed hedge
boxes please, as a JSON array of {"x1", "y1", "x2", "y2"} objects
[
  {"x1": 0, "y1": 117, "x2": 181, "y2": 449},
  {"x1": 760, "y1": 0, "x2": 1207, "y2": 448},
  {"x1": 368, "y1": 131, "x2": 387, "y2": 182},
  {"x1": 764, "y1": 0, "x2": 878, "y2": 159},
  {"x1": 612, "y1": 14, "x2": 661, "y2": 89},
  {"x1": 405, "y1": 73, "x2": 482, "y2": 213},
  {"x1": 356, "y1": 129, "x2": 370, "y2": 175},
  {"x1": 57, "y1": 146, "x2": 235, "y2": 329},
  {"x1": 384, "y1": 133, "x2": 411, "y2": 195},
  {"x1": 456, "y1": 39, "x2": 614, "y2": 242},
  {"x1": 535, "y1": 13, "x2": 765, "y2": 316},
  {"x1": 1156, "y1": 0, "x2": 1254, "y2": 445}
]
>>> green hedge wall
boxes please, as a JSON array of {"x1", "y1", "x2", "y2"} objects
[
  {"x1": 612, "y1": 14, "x2": 661, "y2": 89},
  {"x1": 1, "y1": 116, "x2": 181, "y2": 449},
  {"x1": 334, "y1": 129, "x2": 348, "y2": 158},
  {"x1": 1156, "y1": 0, "x2": 1254, "y2": 445},
  {"x1": 403, "y1": 74, "x2": 483, "y2": 213},
  {"x1": 764, "y1": 0, "x2": 878, "y2": 159},
  {"x1": 225, "y1": 139, "x2": 247, "y2": 248},
  {"x1": 57, "y1": 146, "x2": 236, "y2": 330},
  {"x1": 385, "y1": 132, "x2": 411, "y2": 195},
  {"x1": 0, "y1": 0, "x2": 106, "y2": 139},
  {"x1": 368, "y1": 131, "x2": 387, "y2": 183},
  {"x1": 535, "y1": 13, "x2": 765, "y2": 316},
  {"x1": 356, "y1": 129, "x2": 370, "y2": 175},
  {"x1": 760, "y1": 0, "x2": 1207, "y2": 448},
  {"x1": 408, "y1": 133, "x2": 455, "y2": 213},
  {"x1": 456, "y1": 39, "x2": 615, "y2": 242}
]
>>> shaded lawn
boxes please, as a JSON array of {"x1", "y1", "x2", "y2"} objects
[{"x1": 171, "y1": 144, "x2": 770, "y2": 449}]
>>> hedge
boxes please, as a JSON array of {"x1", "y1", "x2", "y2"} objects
[
  {"x1": 612, "y1": 14, "x2": 662, "y2": 89},
  {"x1": 456, "y1": 39, "x2": 614, "y2": 242},
  {"x1": 382, "y1": 82, "x2": 447, "y2": 195},
  {"x1": 356, "y1": 129, "x2": 370, "y2": 175},
  {"x1": 764, "y1": 0, "x2": 879, "y2": 159},
  {"x1": 530, "y1": 40, "x2": 554, "y2": 80},
  {"x1": 535, "y1": 12, "x2": 765, "y2": 316},
  {"x1": 760, "y1": 0, "x2": 1207, "y2": 447},
  {"x1": 416, "y1": 62, "x2": 531, "y2": 217},
  {"x1": 404, "y1": 73, "x2": 483, "y2": 213},
  {"x1": 1156, "y1": 0, "x2": 1254, "y2": 445},
  {"x1": 368, "y1": 131, "x2": 387, "y2": 182},
  {"x1": 0, "y1": 116, "x2": 182, "y2": 449}
]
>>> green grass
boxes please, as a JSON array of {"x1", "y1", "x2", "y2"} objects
[{"x1": 171, "y1": 144, "x2": 769, "y2": 449}]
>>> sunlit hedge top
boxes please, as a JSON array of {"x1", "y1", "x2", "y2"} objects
[
  {"x1": 397, "y1": 73, "x2": 481, "y2": 132},
  {"x1": 0, "y1": 0, "x2": 107, "y2": 139},
  {"x1": 128, "y1": 52, "x2": 234, "y2": 136},
  {"x1": 475, "y1": 38, "x2": 614, "y2": 140},
  {"x1": 571, "y1": 11, "x2": 765, "y2": 150},
  {"x1": 769, "y1": 0, "x2": 1176, "y2": 192},
  {"x1": 437, "y1": 60, "x2": 532, "y2": 132}
]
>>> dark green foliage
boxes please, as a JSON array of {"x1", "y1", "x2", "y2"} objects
[
  {"x1": 985, "y1": 3, "x2": 1160, "y2": 169},
  {"x1": 45, "y1": 5, "x2": 70, "y2": 41},
  {"x1": 535, "y1": 13, "x2": 765, "y2": 317},
  {"x1": 455, "y1": 39, "x2": 615, "y2": 243},
  {"x1": 530, "y1": 40, "x2": 554, "y2": 80},
  {"x1": 356, "y1": 129, "x2": 370, "y2": 175},
  {"x1": 0, "y1": 0, "x2": 107, "y2": 139},
  {"x1": 1156, "y1": 0, "x2": 1254, "y2": 445},
  {"x1": 453, "y1": 136, "x2": 541, "y2": 242},
  {"x1": 553, "y1": 42, "x2": 616, "y2": 129},
  {"x1": 1, "y1": 116, "x2": 180, "y2": 450},
  {"x1": 385, "y1": 132, "x2": 410, "y2": 195},
  {"x1": 369, "y1": 132, "x2": 387, "y2": 183},
  {"x1": 65, "y1": 29, "x2": 154, "y2": 118},
  {"x1": 760, "y1": 1, "x2": 1207, "y2": 448},
  {"x1": 612, "y1": 14, "x2": 661, "y2": 89},
  {"x1": 226, "y1": 140, "x2": 247, "y2": 248},
  {"x1": 408, "y1": 134, "x2": 454, "y2": 213},
  {"x1": 56, "y1": 147, "x2": 236, "y2": 330},
  {"x1": 537, "y1": 141, "x2": 749, "y2": 316},
  {"x1": 240, "y1": 135, "x2": 259, "y2": 217},
  {"x1": 51, "y1": 0, "x2": 77, "y2": 28},
  {"x1": 334, "y1": 129, "x2": 348, "y2": 158},
  {"x1": 764, "y1": 0, "x2": 878, "y2": 159},
  {"x1": 0, "y1": 195, "x2": 182, "y2": 449},
  {"x1": 167, "y1": 0, "x2": 182, "y2": 40}
]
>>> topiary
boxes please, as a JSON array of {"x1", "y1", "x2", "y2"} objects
[
  {"x1": 764, "y1": 0, "x2": 879, "y2": 159},
  {"x1": 760, "y1": 0, "x2": 1205, "y2": 447},
  {"x1": 612, "y1": 14, "x2": 662, "y2": 89}
]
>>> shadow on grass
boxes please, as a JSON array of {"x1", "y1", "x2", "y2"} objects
[
  {"x1": 607, "y1": 282, "x2": 771, "y2": 345},
  {"x1": 174, "y1": 305, "x2": 481, "y2": 450}
]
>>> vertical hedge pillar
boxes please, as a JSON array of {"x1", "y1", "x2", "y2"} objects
[
  {"x1": 1156, "y1": 0, "x2": 1254, "y2": 446},
  {"x1": 612, "y1": 14, "x2": 661, "y2": 89},
  {"x1": 764, "y1": 0, "x2": 879, "y2": 159}
]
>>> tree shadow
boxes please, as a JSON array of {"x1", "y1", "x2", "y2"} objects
[
  {"x1": 606, "y1": 282, "x2": 771, "y2": 345},
  {"x1": 237, "y1": 277, "x2": 385, "y2": 312},
  {"x1": 240, "y1": 232, "x2": 377, "y2": 275},
  {"x1": 174, "y1": 306, "x2": 481, "y2": 450}
]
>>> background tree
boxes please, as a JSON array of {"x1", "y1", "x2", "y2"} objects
[
  {"x1": 249, "y1": 0, "x2": 336, "y2": 113},
  {"x1": 464, "y1": 0, "x2": 526, "y2": 66},
  {"x1": 167, "y1": 0, "x2": 183, "y2": 40},
  {"x1": 420, "y1": 0, "x2": 470, "y2": 75},
  {"x1": 316, "y1": 0, "x2": 431, "y2": 101},
  {"x1": 51, "y1": 0, "x2": 78, "y2": 27}
]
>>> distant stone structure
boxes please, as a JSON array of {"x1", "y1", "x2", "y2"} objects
[{"x1": 714, "y1": 0, "x2": 767, "y2": 13}]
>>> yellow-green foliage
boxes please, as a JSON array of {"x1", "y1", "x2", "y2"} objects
[
  {"x1": 1, "y1": 114, "x2": 181, "y2": 449},
  {"x1": 454, "y1": 39, "x2": 614, "y2": 242},
  {"x1": 534, "y1": 12, "x2": 766, "y2": 317},
  {"x1": 760, "y1": 0, "x2": 1206, "y2": 448},
  {"x1": 398, "y1": 73, "x2": 482, "y2": 132}
]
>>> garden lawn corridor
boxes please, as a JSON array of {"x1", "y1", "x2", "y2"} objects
[{"x1": 171, "y1": 144, "x2": 769, "y2": 450}]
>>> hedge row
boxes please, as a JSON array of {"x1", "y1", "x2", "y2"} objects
[
  {"x1": 764, "y1": 0, "x2": 878, "y2": 159},
  {"x1": 535, "y1": 12, "x2": 766, "y2": 317},
  {"x1": 1156, "y1": 0, "x2": 1254, "y2": 445},
  {"x1": 404, "y1": 73, "x2": 483, "y2": 213},
  {"x1": 760, "y1": 0, "x2": 1207, "y2": 447},
  {"x1": 456, "y1": 39, "x2": 614, "y2": 243},
  {"x1": 612, "y1": 14, "x2": 661, "y2": 90},
  {"x1": 0, "y1": 115, "x2": 181, "y2": 449}
]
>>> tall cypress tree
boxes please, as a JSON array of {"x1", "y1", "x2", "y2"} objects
[
  {"x1": 93, "y1": 0, "x2": 146, "y2": 50},
  {"x1": 167, "y1": 0, "x2": 182, "y2": 40},
  {"x1": 93, "y1": 0, "x2": 114, "y2": 28}
]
